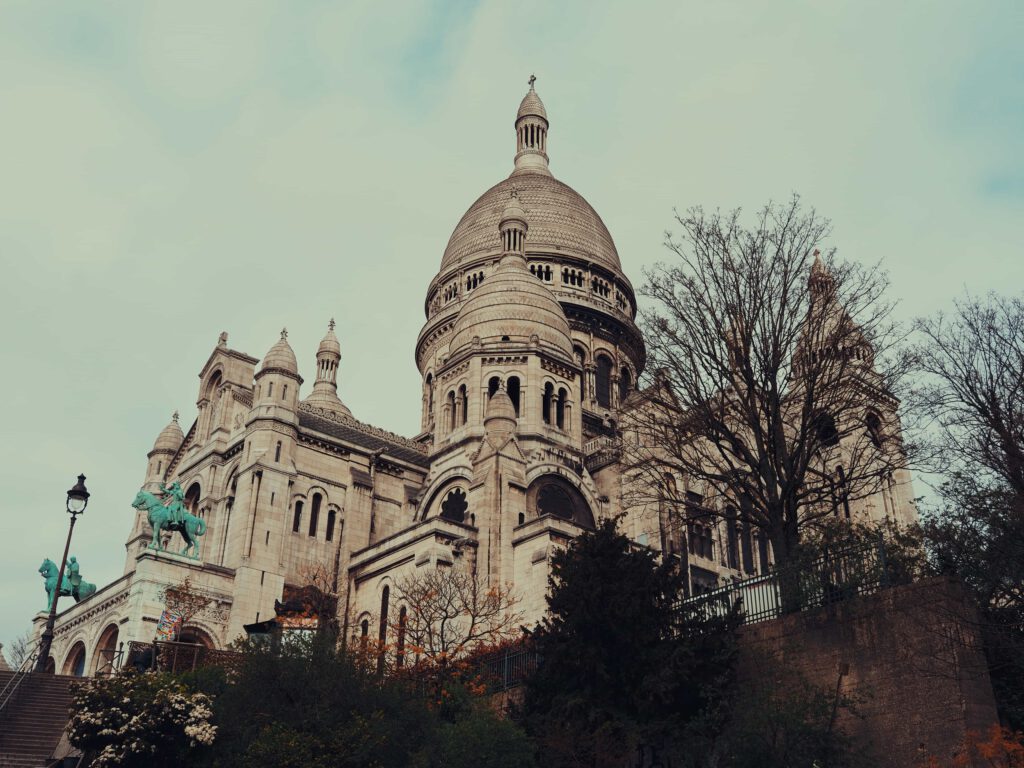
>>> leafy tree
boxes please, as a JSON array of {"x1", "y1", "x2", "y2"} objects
[
  {"x1": 199, "y1": 633, "x2": 535, "y2": 768},
  {"x1": 627, "y1": 196, "x2": 910, "y2": 567},
  {"x1": 519, "y1": 518, "x2": 738, "y2": 767}
]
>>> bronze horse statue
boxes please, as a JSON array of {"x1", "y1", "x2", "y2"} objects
[{"x1": 132, "y1": 489, "x2": 206, "y2": 559}]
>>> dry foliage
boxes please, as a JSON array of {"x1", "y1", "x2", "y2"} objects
[{"x1": 392, "y1": 567, "x2": 523, "y2": 670}]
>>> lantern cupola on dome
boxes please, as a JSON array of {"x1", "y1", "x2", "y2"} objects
[{"x1": 513, "y1": 75, "x2": 550, "y2": 176}]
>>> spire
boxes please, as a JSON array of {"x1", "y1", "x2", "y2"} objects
[
  {"x1": 303, "y1": 319, "x2": 352, "y2": 417},
  {"x1": 513, "y1": 75, "x2": 550, "y2": 176},
  {"x1": 808, "y1": 249, "x2": 836, "y2": 297}
]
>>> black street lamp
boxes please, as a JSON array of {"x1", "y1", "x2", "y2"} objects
[{"x1": 35, "y1": 474, "x2": 90, "y2": 673}]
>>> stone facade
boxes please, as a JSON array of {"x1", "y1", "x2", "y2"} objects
[{"x1": 33, "y1": 82, "x2": 916, "y2": 674}]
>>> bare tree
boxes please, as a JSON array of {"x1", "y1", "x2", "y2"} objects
[
  {"x1": 911, "y1": 292, "x2": 1024, "y2": 504},
  {"x1": 392, "y1": 567, "x2": 523, "y2": 677},
  {"x1": 158, "y1": 576, "x2": 213, "y2": 638},
  {"x1": 6, "y1": 630, "x2": 34, "y2": 669},
  {"x1": 625, "y1": 196, "x2": 911, "y2": 567}
]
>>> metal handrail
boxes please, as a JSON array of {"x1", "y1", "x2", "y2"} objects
[{"x1": 0, "y1": 640, "x2": 41, "y2": 715}]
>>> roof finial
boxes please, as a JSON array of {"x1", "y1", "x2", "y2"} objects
[
  {"x1": 528, "y1": 73, "x2": 536, "y2": 90},
  {"x1": 280, "y1": 327, "x2": 288, "y2": 340},
  {"x1": 172, "y1": 410, "x2": 179, "y2": 423},
  {"x1": 328, "y1": 318, "x2": 336, "y2": 332}
]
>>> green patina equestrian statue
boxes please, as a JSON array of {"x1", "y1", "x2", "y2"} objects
[
  {"x1": 132, "y1": 488, "x2": 206, "y2": 559},
  {"x1": 39, "y1": 557, "x2": 97, "y2": 611}
]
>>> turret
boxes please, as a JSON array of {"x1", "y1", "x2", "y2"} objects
[
  {"x1": 144, "y1": 411, "x2": 183, "y2": 490},
  {"x1": 302, "y1": 319, "x2": 353, "y2": 417},
  {"x1": 253, "y1": 329, "x2": 302, "y2": 413}
]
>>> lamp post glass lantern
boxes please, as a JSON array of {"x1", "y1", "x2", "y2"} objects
[{"x1": 35, "y1": 474, "x2": 89, "y2": 673}]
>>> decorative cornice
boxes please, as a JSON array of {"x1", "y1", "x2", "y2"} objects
[{"x1": 298, "y1": 403, "x2": 427, "y2": 454}]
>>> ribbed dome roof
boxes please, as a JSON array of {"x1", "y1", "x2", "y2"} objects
[
  {"x1": 517, "y1": 87, "x2": 547, "y2": 121},
  {"x1": 152, "y1": 412, "x2": 184, "y2": 453},
  {"x1": 449, "y1": 252, "x2": 574, "y2": 361},
  {"x1": 440, "y1": 173, "x2": 621, "y2": 273},
  {"x1": 261, "y1": 329, "x2": 298, "y2": 374},
  {"x1": 302, "y1": 388, "x2": 352, "y2": 418}
]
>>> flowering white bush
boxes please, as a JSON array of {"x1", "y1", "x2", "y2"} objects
[{"x1": 69, "y1": 670, "x2": 216, "y2": 767}]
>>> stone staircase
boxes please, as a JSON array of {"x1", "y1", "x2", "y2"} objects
[{"x1": 0, "y1": 671, "x2": 76, "y2": 768}]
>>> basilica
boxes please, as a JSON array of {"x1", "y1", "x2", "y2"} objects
[{"x1": 33, "y1": 82, "x2": 917, "y2": 676}]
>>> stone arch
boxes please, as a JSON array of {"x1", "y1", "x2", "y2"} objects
[
  {"x1": 92, "y1": 622, "x2": 121, "y2": 676},
  {"x1": 416, "y1": 468, "x2": 473, "y2": 522},
  {"x1": 526, "y1": 474, "x2": 596, "y2": 529},
  {"x1": 177, "y1": 624, "x2": 216, "y2": 649},
  {"x1": 184, "y1": 480, "x2": 202, "y2": 516},
  {"x1": 203, "y1": 367, "x2": 224, "y2": 400},
  {"x1": 62, "y1": 640, "x2": 87, "y2": 677}
]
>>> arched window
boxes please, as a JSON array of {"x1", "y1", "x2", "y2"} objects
[
  {"x1": 360, "y1": 619, "x2": 369, "y2": 653},
  {"x1": 292, "y1": 500, "x2": 303, "y2": 533},
  {"x1": 556, "y1": 387, "x2": 567, "y2": 429},
  {"x1": 488, "y1": 376, "x2": 501, "y2": 400},
  {"x1": 426, "y1": 373, "x2": 434, "y2": 414},
  {"x1": 309, "y1": 493, "x2": 321, "y2": 537},
  {"x1": 573, "y1": 347, "x2": 587, "y2": 399},
  {"x1": 813, "y1": 411, "x2": 840, "y2": 448},
  {"x1": 440, "y1": 488, "x2": 468, "y2": 523},
  {"x1": 274, "y1": 441, "x2": 282, "y2": 462},
  {"x1": 866, "y1": 412, "x2": 884, "y2": 448},
  {"x1": 619, "y1": 367, "x2": 632, "y2": 401},
  {"x1": 595, "y1": 355, "x2": 613, "y2": 408},
  {"x1": 542, "y1": 383, "x2": 554, "y2": 424},
  {"x1": 396, "y1": 606, "x2": 407, "y2": 668},
  {"x1": 459, "y1": 384, "x2": 468, "y2": 426},
  {"x1": 446, "y1": 391, "x2": 456, "y2": 432},
  {"x1": 377, "y1": 586, "x2": 390, "y2": 675},
  {"x1": 326, "y1": 509, "x2": 336, "y2": 542},
  {"x1": 268, "y1": 382, "x2": 274, "y2": 398},
  {"x1": 664, "y1": 473, "x2": 677, "y2": 497},
  {"x1": 507, "y1": 376, "x2": 521, "y2": 416},
  {"x1": 185, "y1": 483, "x2": 201, "y2": 516}
]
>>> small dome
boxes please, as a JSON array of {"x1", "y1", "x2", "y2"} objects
[
  {"x1": 448, "y1": 252, "x2": 574, "y2": 361},
  {"x1": 261, "y1": 328, "x2": 298, "y2": 374},
  {"x1": 302, "y1": 389, "x2": 353, "y2": 418},
  {"x1": 485, "y1": 389, "x2": 517, "y2": 424},
  {"x1": 318, "y1": 319, "x2": 341, "y2": 357},
  {"x1": 517, "y1": 84, "x2": 547, "y2": 122},
  {"x1": 152, "y1": 411, "x2": 184, "y2": 453},
  {"x1": 500, "y1": 192, "x2": 527, "y2": 228}
]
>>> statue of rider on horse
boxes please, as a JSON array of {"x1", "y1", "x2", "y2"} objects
[{"x1": 132, "y1": 480, "x2": 206, "y2": 559}]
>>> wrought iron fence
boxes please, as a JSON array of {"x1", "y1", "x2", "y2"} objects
[
  {"x1": 125, "y1": 640, "x2": 242, "y2": 675},
  {"x1": 680, "y1": 538, "x2": 890, "y2": 626},
  {"x1": 473, "y1": 645, "x2": 539, "y2": 692}
]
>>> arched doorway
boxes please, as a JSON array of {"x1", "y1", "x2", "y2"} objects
[
  {"x1": 92, "y1": 623, "x2": 120, "y2": 676},
  {"x1": 62, "y1": 641, "x2": 87, "y2": 677},
  {"x1": 177, "y1": 626, "x2": 215, "y2": 649}
]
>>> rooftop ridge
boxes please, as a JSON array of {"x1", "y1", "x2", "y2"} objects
[{"x1": 298, "y1": 402, "x2": 427, "y2": 454}]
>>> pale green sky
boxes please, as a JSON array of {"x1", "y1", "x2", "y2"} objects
[{"x1": 1, "y1": 0, "x2": 1021, "y2": 653}]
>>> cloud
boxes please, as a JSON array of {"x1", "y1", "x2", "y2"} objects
[{"x1": 1, "y1": 0, "x2": 1021, "y2": 654}]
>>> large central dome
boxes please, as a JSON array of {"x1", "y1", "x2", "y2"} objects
[{"x1": 440, "y1": 173, "x2": 622, "y2": 273}]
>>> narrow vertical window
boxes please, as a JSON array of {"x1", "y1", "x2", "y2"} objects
[
  {"x1": 542, "y1": 383, "x2": 553, "y2": 424},
  {"x1": 326, "y1": 509, "x2": 336, "y2": 542},
  {"x1": 309, "y1": 493, "x2": 321, "y2": 537},
  {"x1": 274, "y1": 441, "x2": 282, "y2": 462},
  {"x1": 556, "y1": 387, "x2": 567, "y2": 429},
  {"x1": 595, "y1": 356, "x2": 613, "y2": 408},
  {"x1": 396, "y1": 606, "x2": 407, "y2": 668},
  {"x1": 507, "y1": 376, "x2": 521, "y2": 416},
  {"x1": 377, "y1": 587, "x2": 390, "y2": 675},
  {"x1": 292, "y1": 500, "x2": 303, "y2": 533},
  {"x1": 459, "y1": 384, "x2": 468, "y2": 426}
]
